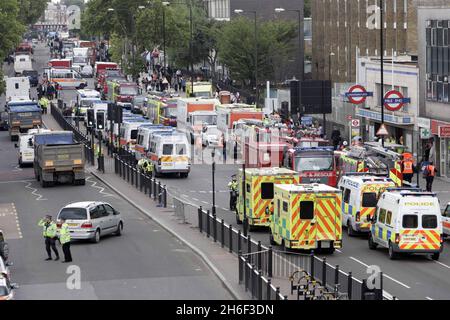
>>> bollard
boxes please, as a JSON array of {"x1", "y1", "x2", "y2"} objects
[
  {"x1": 310, "y1": 252, "x2": 315, "y2": 279},
  {"x1": 206, "y1": 210, "x2": 210, "y2": 238},
  {"x1": 251, "y1": 264, "x2": 256, "y2": 299},
  {"x1": 258, "y1": 270, "x2": 263, "y2": 300},
  {"x1": 238, "y1": 251, "x2": 243, "y2": 284},
  {"x1": 135, "y1": 169, "x2": 139, "y2": 189},
  {"x1": 322, "y1": 258, "x2": 327, "y2": 288},
  {"x1": 140, "y1": 171, "x2": 143, "y2": 192},
  {"x1": 244, "y1": 256, "x2": 249, "y2": 292},
  {"x1": 267, "y1": 279, "x2": 272, "y2": 300},
  {"x1": 221, "y1": 219, "x2": 224, "y2": 248},
  {"x1": 257, "y1": 241, "x2": 262, "y2": 271},
  {"x1": 114, "y1": 156, "x2": 118, "y2": 174},
  {"x1": 127, "y1": 164, "x2": 130, "y2": 183},
  {"x1": 163, "y1": 185, "x2": 167, "y2": 208},
  {"x1": 158, "y1": 182, "x2": 162, "y2": 204},
  {"x1": 335, "y1": 265, "x2": 339, "y2": 285},
  {"x1": 131, "y1": 167, "x2": 134, "y2": 185},
  {"x1": 247, "y1": 235, "x2": 252, "y2": 254},
  {"x1": 198, "y1": 207, "x2": 203, "y2": 233},
  {"x1": 238, "y1": 230, "x2": 242, "y2": 253},
  {"x1": 348, "y1": 272, "x2": 353, "y2": 300},
  {"x1": 268, "y1": 246, "x2": 273, "y2": 278},
  {"x1": 213, "y1": 216, "x2": 217, "y2": 242},
  {"x1": 229, "y1": 224, "x2": 233, "y2": 253},
  {"x1": 275, "y1": 287, "x2": 280, "y2": 300},
  {"x1": 153, "y1": 179, "x2": 157, "y2": 200}
]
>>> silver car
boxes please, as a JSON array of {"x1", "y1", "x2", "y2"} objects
[{"x1": 56, "y1": 201, "x2": 124, "y2": 243}]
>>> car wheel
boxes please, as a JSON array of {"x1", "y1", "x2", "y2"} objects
[
  {"x1": 115, "y1": 222, "x2": 123, "y2": 236},
  {"x1": 92, "y1": 229, "x2": 101, "y2": 243},
  {"x1": 388, "y1": 242, "x2": 397, "y2": 260},
  {"x1": 368, "y1": 233, "x2": 378, "y2": 250},
  {"x1": 431, "y1": 252, "x2": 440, "y2": 261}
]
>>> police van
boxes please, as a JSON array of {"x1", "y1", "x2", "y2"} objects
[
  {"x1": 135, "y1": 125, "x2": 172, "y2": 161},
  {"x1": 368, "y1": 188, "x2": 443, "y2": 260},
  {"x1": 75, "y1": 89, "x2": 101, "y2": 118},
  {"x1": 338, "y1": 173, "x2": 395, "y2": 236},
  {"x1": 119, "y1": 119, "x2": 151, "y2": 151}
]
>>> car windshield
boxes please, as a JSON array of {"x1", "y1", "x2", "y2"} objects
[
  {"x1": 59, "y1": 208, "x2": 87, "y2": 220},
  {"x1": 120, "y1": 86, "x2": 138, "y2": 95},
  {"x1": 294, "y1": 156, "x2": 333, "y2": 172},
  {"x1": 193, "y1": 115, "x2": 217, "y2": 125},
  {"x1": 193, "y1": 91, "x2": 211, "y2": 98}
]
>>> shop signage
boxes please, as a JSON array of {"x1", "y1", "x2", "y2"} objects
[
  {"x1": 417, "y1": 117, "x2": 431, "y2": 129},
  {"x1": 384, "y1": 90, "x2": 411, "y2": 111},
  {"x1": 438, "y1": 126, "x2": 450, "y2": 138},
  {"x1": 420, "y1": 128, "x2": 432, "y2": 139}
]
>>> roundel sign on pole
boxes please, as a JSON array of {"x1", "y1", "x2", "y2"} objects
[
  {"x1": 384, "y1": 90, "x2": 411, "y2": 111},
  {"x1": 346, "y1": 85, "x2": 370, "y2": 105}
]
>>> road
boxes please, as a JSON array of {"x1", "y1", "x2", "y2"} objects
[
  {"x1": 31, "y1": 41, "x2": 450, "y2": 300},
  {"x1": 0, "y1": 43, "x2": 233, "y2": 300}
]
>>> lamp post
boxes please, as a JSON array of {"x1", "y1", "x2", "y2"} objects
[
  {"x1": 325, "y1": 52, "x2": 335, "y2": 137},
  {"x1": 379, "y1": 0, "x2": 385, "y2": 148},
  {"x1": 162, "y1": 2, "x2": 170, "y2": 74},
  {"x1": 234, "y1": 9, "x2": 258, "y2": 107},
  {"x1": 211, "y1": 149, "x2": 216, "y2": 216},
  {"x1": 274, "y1": 6, "x2": 305, "y2": 81}
]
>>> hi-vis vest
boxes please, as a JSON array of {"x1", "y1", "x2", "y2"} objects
[
  {"x1": 38, "y1": 219, "x2": 57, "y2": 238},
  {"x1": 427, "y1": 165, "x2": 436, "y2": 177},
  {"x1": 389, "y1": 161, "x2": 403, "y2": 187},
  {"x1": 59, "y1": 223, "x2": 71, "y2": 244},
  {"x1": 403, "y1": 161, "x2": 413, "y2": 174}
]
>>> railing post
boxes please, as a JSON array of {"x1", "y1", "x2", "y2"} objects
[
  {"x1": 244, "y1": 256, "x2": 249, "y2": 292},
  {"x1": 135, "y1": 169, "x2": 139, "y2": 188},
  {"x1": 131, "y1": 166, "x2": 134, "y2": 185},
  {"x1": 238, "y1": 230, "x2": 242, "y2": 253},
  {"x1": 127, "y1": 164, "x2": 130, "y2": 183},
  {"x1": 268, "y1": 246, "x2": 273, "y2": 278},
  {"x1": 348, "y1": 272, "x2": 353, "y2": 300},
  {"x1": 310, "y1": 252, "x2": 315, "y2": 279},
  {"x1": 163, "y1": 185, "x2": 167, "y2": 208},
  {"x1": 153, "y1": 179, "x2": 157, "y2": 200},
  {"x1": 267, "y1": 279, "x2": 272, "y2": 300},
  {"x1": 247, "y1": 235, "x2": 252, "y2": 254},
  {"x1": 238, "y1": 251, "x2": 243, "y2": 284},
  {"x1": 322, "y1": 258, "x2": 327, "y2": 288},
  {"x1": 335, "y1": 265, "x2": 340, "y2": 286},
  {"x1": 221, "y1": 219, "x2": 224, "y2": 248},
  {"x1": 158, "y1": 182, "x2": 162, "y2": 205},
  {"x1": 258, "y1": 270, "x2": 263, "y2": 300},
  {"x1": 206, "y1": 210, "x2": 210, "y2": 238},
  {"x1": 213, "y1": 215, "x2": 217, "y2": 242},
  {"x1": 251, "y1": 264, "x2": 256, "y2": 299},
  {"x1": 229, "y1": 224, "x2": 233, "y2": 253},
  {"x1": 275, "y1": 287, "x2": 280, "y2": 300},
  {"x1": 139, "y1": 171, "x2": 143, "y2": 192},
  {"x1": 198, "y1": 207, "x2": 203, "y2": 233},
  {"x1": 257, "y1": 241, "x2": 262, "y2": 271}
]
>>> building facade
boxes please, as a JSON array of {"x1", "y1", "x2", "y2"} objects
[{"x1": 312, "y1": 0, "x2": 419, "y2": 83}]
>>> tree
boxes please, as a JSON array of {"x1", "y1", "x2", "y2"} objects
[
  {"x1": 17, "y1": 0, "x2": 48, "y2": 25},
  {"x1": 217, "y1": 17, "x2": 296, "y2": 87},
  {"x1": 304, "y1": 0, "x2": 312, "y2": 18}
]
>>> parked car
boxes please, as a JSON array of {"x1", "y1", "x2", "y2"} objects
[
  {"x1": 201, "y1": 125, "x2": 221, "y2": 148},
  {"x1": 22, "y1": 70, "x2": 39, "y2": 87},
  {"x1": 56, "y1": 201, "x2": 124, "y2": 243},
  {"x1": 0, "y1": 230, "x2": 8, "y2": 263}
]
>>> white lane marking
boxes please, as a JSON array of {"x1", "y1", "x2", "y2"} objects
[
  {"x1": 201, "y1": 201, "x2": 209, "y2": 205},
  {"x1": 434, "y1": 261, "x2": 450, "y2": 269},
  {"x1": 192, "y1": 198, "x2": 199, "y2": 201},
  {"x1": 335, "y1": 249, "x2": 342, "y2": 253},
  {"x1": 86, "y1": 176, "x2": 117, "y2": 198},
  {"x1": 349, "y1": 256, "x2": 411, "y2": 289},
  {"x1": 221, "y1": 207, "x2": 229, "y2": 211},
  {"x1": 426, "y1": 296, "x2": 433, "y2": 300},
  {"x1": 12, "y1": 164, "x2": 23, "y2": 172},
  {"x1": 24, "y1": 182, "x2": 47, "y2": 201},
  {"x1": 0, "y1": 179, "x2": 35, "y2": 184}
]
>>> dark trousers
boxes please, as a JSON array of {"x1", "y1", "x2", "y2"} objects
[
  {"x1": 403, "y1": 173, "x2": 413, "y2": 184},
  {"x1": 45, "y1": 237, "x2": 59, "y2": 258},
  {"x1": 62, "y1": 242, "x2": 72, "y2": 262},
  {"x1": 426, "y1": 176, "x2": 434, "y2": 192}
]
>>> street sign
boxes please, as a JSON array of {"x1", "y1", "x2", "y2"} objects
[
  {"x1": 347, "y1": 115, "x2": 353, "y2": 120},
  {"x1": 351, "y1": 119, "x2": 360, "y2": 127},
  {"x1": 376, "y1": 123, "x2": 389, "y2": 136},
  {"x1": 301, "y1": 116, "x2": 313, "y2": 126},
  {"x1": 345, "y1": 85, "x2": 373, "y2": 105},
  {"x1": 384, "y1": 90, "x2": 411, "y2": 111},
  {"x1": 438, "y1": 126, "x2": 450, "y2": 138},
  {"x1": 420, "y1": 128, "x2": 432, "y2": 139}
]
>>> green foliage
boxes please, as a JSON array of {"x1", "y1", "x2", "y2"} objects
[
  {"x1": 217, "y1": 17, "x2": 297, "y2": 86},
  {"x1": 62, "y1": 0, "x2": 86, "y2": 11},
  {"x1": 305, "y1": 0, "x2": 311, "y2": 18},
  {"x1": 17, "y1": 0, "x2": 48, "y2": 25}
]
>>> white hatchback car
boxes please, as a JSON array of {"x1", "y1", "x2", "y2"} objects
[{"x1": 56, "y1": 201, "x2": 124, "y2": 243}]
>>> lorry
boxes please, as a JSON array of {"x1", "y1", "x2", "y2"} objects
[
  {"x1": 72, "y1": 48, "x2": 90, "y2": 74},
  {"x1": 7, "y1": 101, "x2": 42, "y2": 141},
  {"x1": 94, "y1": 62, "x2": 119, "y2": 77},
  {"x1": 33, "y1": 131, "x2": 86, "y2": 188},
  {"x1": 5, "y1": 77, "x2": 31, "y2": 102},
  {"x1": 176, "y1": 98, "x2": 219, "y2": 144},
  {"x1": 14, "y1": 55, "x2": 32, "y2": 76},
  {"x1": 185, "y1": 81, "x2": 213, "y2": 98}
]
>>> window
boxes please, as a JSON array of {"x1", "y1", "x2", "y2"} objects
[
  {"x1": 283, "y1": 201, "x2": 288, "y2": 212},
  {"x1": 378, "y1": 208, "x2": 387, "y2": 224},
  {"x1": 277, "y1": 199, "x2": 280, "y2": 217},
  {"x1": 246, "y1": 183, "x2": 250, "y2": 193},
  {"x1": 402, "y1": 214, "x2": 418, "y2": 229},
  {"x1": 176, "y1": 144, "x2": 186, "y2": 155},
  {"x1": 444, "y1": 205, "x2": 450, "y2": 217},
  {"x1": 97, "y1": 205, "x2": 107, "y2": 217},
  {"x1": 300, "y1": 201, "x2": 314, "y2": 220},
  {"x1": 104, "y1": 204, "x2": 115, "y2": 216},
  {"x1": 162, "y1": 144, "x2": 173, "y2": 155},
  {"x1": 261, "y1": 183, "x2": 274, "y2": 200},
  {"x1": 422, "y1": 215, "x2": 438, "y2": 229},
  {"x1": 130, "y1": 130, "x2": 138, "y2": 140},
  {"x1": 59, "y1": 208, "x2": 87, "y2": 220},
  {"x1": 362, "y1": 192, "x2": 378, "y2": 207},
  {"x1": 385, "y1": 211, "x2": 392, "y2": 226},
  {"x1": 343, "y1": 189, "x2": 351, "y2": 204},
  {"x1": 89, "y1": 207, "x2": 100, "y2": 219}
]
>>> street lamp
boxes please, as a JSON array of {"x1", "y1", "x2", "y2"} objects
[
  {"x1": 234, "y1": 9, "x2": 259, "y2": 107},
  {"x1": 162, "y1": 1, "x2": 171, "y2": 74},
  {"x1": 211, "y1": 149, "x2": 216, "y2": 216},
  {"x1": 379, "y1": 0, "x2": 385, "y2": 148},
  {"x1": 274, "y1": 7, "x2": 305, "y2": 81},
  {"x1": 328, "y1": 52, "x2": 335, "y2": 81}
]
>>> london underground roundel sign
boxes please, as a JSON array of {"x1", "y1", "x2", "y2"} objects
[
  {"x1": 346, "y1": 85, "x2": 369, "y2": 105},
  {"x1": 384, "y1": 90, "x2": 410, "y2": 111}
]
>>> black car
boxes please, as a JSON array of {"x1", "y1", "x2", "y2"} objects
[
  {"x1": 0, "y1": 112, "x2": 8, "y2": 131},
  {"x1": 22, "y1": 70, "x2": 39, "y2": 87}
]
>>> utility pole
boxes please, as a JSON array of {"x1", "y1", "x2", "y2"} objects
[{"x1": 380, "y1": 0, "x2": 385, "y2": 148}]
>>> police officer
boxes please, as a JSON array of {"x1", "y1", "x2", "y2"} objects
[
  {"x1": 38, "y1": 215, "x2": 59, "y2": 261},
  {"x1": 228, "y1": 175, "x2": 238, "y2": 210},
  {"x1": 59, "y1": 218, "x2": 72, "y2": 263},
  {"x1": 39, "y1": 96, "x2": 49, "y2": 114},
  {"x1": 145, "y1": 159, "x2": 154, "y2": 177}
]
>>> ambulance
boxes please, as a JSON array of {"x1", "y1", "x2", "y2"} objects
[
  {"x1": 368, "y1": 188, "x2": 443, "y2": 260},
  {"x1": 270, "y1": 184, "x2": 342, "y2": 253},
  {"x1": 119, "y1": 119, "x2": 150, "y2": 151},
  {"x1": 236, "y1": 167, "x2": 300, "y2": 229},
  {"x1": 338, "y1": 173, "x2": 395, "y2": 236},
  {"x1": 134, "y1": 125, "x2": 172, "y2": 160},
  {"x1": 148, "y1": 132, "x2": 191, "y2": 178},
  {"x1": 442, "y1": 202, "x2": 450, "y2": 237}
]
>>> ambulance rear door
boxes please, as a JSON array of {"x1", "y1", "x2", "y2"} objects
[{"x1": 315, "y1": 194, "x2": 339, "y2": 245}]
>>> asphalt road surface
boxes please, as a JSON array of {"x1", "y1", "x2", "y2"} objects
[{"x1": 0, "y1": 42, "x2": 233, "y2": 300}]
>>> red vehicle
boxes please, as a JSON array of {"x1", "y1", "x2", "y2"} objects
[
  {"x1": 97, "y1": 68, "x2": 125, "y2": 95},
  {"x1": 94, "y1": 62, "x2": 118, "y2": 77},
  {"x1": 48, "y1": 59, "x2": 72, "y2": 69},
  {"x1": 283, "y1": 147, "x2": 338, "y2": 187},
  {"x1": 16, "y1": 42, "x2": 33, "y2": 55}
]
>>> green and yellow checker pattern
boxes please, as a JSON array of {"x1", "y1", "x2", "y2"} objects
[{"x1": 389, "y1": 161, "x2": 403, "y2": 187}]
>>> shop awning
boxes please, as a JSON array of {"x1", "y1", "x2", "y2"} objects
[{"x1": 356, "y1": 108, "x2": 414, "y2": 126}]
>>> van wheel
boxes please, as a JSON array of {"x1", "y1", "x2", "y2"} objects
[
  {"x1": 431, "y1": 252, "x2": 440, "y2": 261},
  {"x1": 91, "y1": 230, "x2": 101, "y2": 243},
  {"x1": 347, "y1": 222, "x2": 356, "y2": 237},
  {"x1": 41, "y1": 179, "x2": 48, "y2": 188},
  {"x1": 269, "y1": 233, "x2": 276, "y2": 245},
  {"x1": 388, "y1": 242, "x2": 397, "y2": 260},
  {"x1": 368, "y1": 233, "x2": 378, "y2": 250},
  {"x1": 115, "y1": 222, "x2": 123, "y2": 236}
]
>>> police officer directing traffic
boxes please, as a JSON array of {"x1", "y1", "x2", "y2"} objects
[
  {"x1": 228, "y1": 175, "x2": 238, "y2": 211},
  {"x1": 38, "y1": 215, "x2": 59, "y2": 261},
  {"x1": 59, "y1": 218, "x2": 72, "y2": 263}
]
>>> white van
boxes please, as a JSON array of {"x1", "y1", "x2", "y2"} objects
[
  {"x1": 76, "y1": 89, "x2": 102, "y2": 117},
  {"x1": 119, "y1": 120, "x2": 150, "y2": 151},
  {"x1": 368, "y1": 188, "x2": 443, "y2": 260},
  {"x1": 135, "y1": 125, "x2": 172, "y2": 160},
  {"x1": 14, "y1": 55, "x2": 32, "y2": 76},
  {"x1": 16, "y1": 128, "x2": 51, "y2": 167},
  {"x1": 148, "y1": 132, "x2": 191, "y2": 178},
  {"x1": 338, "y1": 174, "x2": 395, "y2": 236},
  {"x1": 441, "y1": 202, "x2": 450, "y2": 236},
  {"x1": 47, "y1": 68, "x2": 87, "y2": 90}
]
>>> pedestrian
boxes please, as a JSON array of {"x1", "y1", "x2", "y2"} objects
[
  {"x1": 423, "y1": 161, "x2": 437, "y2": 192},
  {"x1": 59, "y1": 218, "x2": 72, "y2": 263},
  {"x1": 38, "y1": 215, "x2": 60, "y2": 261},
  {"x1": 39, "y1": 96, "x2": 49, "y2": 114},
  {"x1": 401, "y1": 154, "x2": 415, "y2": 186},
  {"x1": 37, "y1": 83, "x2": 43, "y2": 100},
  {"x1": 47, "y1": 83, "x2": 55, "y2": 100},
  {"x1": 181, "y1": 77, "x2": 186, "y2": 92}
]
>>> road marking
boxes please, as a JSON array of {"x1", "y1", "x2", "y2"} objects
[
  {"x1": 349, "y1": 256, "x2": 411, "y2": 289},
  {"x1": 335, "y1": 249, "x2": 342, "y2": 253},
  {"x1": 12, "y1": 164, "x2": 23, "y2": 172},
  {"x1": 192, "y1": 198, "x2": 199, "y2": 201},
  {"x1": 0, "y1": 179, "x2": 35, "y2": 184},
  {"x1": 434, "y1": 261, "x2": 450, "y2": 270},
  {"x1": 426, "y1": 296, "x2": 433, "y2": 300},
  {"x1": 86, "y1": 176, "x2": 117, "y2": 198},
  {"x1": 221, "y1": 207, "x2": 229, "y2": 211},
  {"x1": 201, "y1": 201, "x2": 209, "y2": 205},
  {"x1": 24, "y1": 182, "x2": 47, "y2": 201}
]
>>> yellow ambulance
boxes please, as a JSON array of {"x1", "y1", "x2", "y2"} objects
[
  {"x1": 270, "y1": 184, "x2": 342, "y2": 253},
  {"x1": 236, "y1": 167, "x2": 299, "y2": 230}
]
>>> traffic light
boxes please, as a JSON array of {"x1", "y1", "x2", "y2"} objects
[
  {"x1": 87, "y1": 109, "x2": 95, "y2": 128},
  {"x1": 107, "y1": 102, "x2": 115, "y2": 121},
  {"x1": 96, "y1": 112, "x2": 105, "y2": 130},
  {"x1": 115, "y1": 105, "x2": 123, "y2": 123}
]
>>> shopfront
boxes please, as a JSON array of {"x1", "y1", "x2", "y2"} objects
[{"x1": 432, "y1": 120, "x2": 450, "y2": 178}]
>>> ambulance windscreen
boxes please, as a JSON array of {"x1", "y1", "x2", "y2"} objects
[{"x1": 295, "y1": 156, "x2": 333, "y2": 172}]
